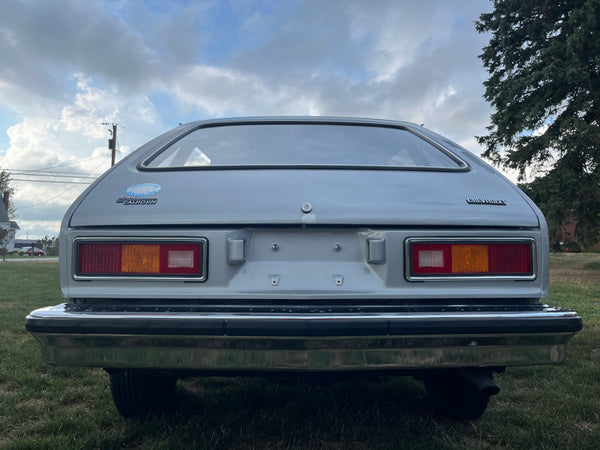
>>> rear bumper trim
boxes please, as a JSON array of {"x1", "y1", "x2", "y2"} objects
[{"x1": 26, "y1": 304, "x2": 581, "y2": 370}]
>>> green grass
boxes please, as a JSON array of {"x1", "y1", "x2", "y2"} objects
[
  {"x1": 1, "y1": 256, "x2": 599, "y2": 449},
  {"x1": 2, "y1": 254, "x2": 57, "y2": 260}
]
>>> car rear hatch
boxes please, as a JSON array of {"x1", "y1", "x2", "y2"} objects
[{"x1": 68, "y1": 167, "x2": 539, "y2": 228}]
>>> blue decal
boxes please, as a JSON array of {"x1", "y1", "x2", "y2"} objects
[{"x1": 125, "y1": 183, "x2": 162, "y2": 197}]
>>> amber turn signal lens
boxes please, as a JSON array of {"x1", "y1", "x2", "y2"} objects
[
  {"x1": 451, "y1": 244, "x2": 489, "y2": 273},
  {"x1": 121, "y1": 244, "x2": 160, "y2": 273}
]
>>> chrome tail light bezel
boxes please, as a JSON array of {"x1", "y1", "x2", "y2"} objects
[
  {"x1": 72, "y1": 237, "x2": 208, "y2": 281},
  {"x1": 405, "y1": 237, "x2": 537, "y2": 281}
]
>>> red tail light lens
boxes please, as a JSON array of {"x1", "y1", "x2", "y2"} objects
[
  {"x1": 409, "y1": 240, "x2": 533, "y2": 278},
  {"x1": 76, "y1": 240, "x2": 206, "y2": 279}
]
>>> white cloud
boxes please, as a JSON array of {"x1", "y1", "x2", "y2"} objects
[
  {"x1": 15, "y1": 220, "x2": 61, "y2": 240},
  {"x1": 348, "y1": 2, "x2": 448, "y2": 82},
  {"x1": 170, "y1": 65, "x2": 316, "y2": 116},
  {"x1": 0, "y1": 0, "x2": 507, "y2": 239},
  {"x1": 4, "y1": 118, "x2": 63, "y2": 170},
  {"x1": 155, "y1": 0, "x2": 493, "y2": 160},
  {"x1": 1, "y1": 75, "x2": 161, "y2": 237},
  {"x1": 435, "y1": 86, "x2": 458, "y2": 108},
  {"x1": 61, "y1": 74, "x2": 157, "y2": 139},
  {"x1": 533, "y1": 123, "x2": 550, "y2": 137}
]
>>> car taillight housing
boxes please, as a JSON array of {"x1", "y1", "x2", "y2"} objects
[
  {"x1": 407, "y1": 239, "x2": 535, "y2": 280},
  {"x1": 74, "y1": 239, "x2": 207, "y2": 280}
]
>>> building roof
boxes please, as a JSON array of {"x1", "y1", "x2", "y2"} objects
[{"x1": 14, "y1": 239, "x2": 37, "y2": 245}]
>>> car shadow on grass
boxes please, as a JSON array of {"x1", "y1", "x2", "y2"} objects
[{"x1": 124, "y1": 375, "x2": 442, "y2": 448}]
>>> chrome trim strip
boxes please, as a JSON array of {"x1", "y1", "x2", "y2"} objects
[
  {"x1": 30, "y1": 332, "x2": 575, "y2": 370},
  {"x1": 404, "y1": 237, "x2": 537, "y2": 281},
  {"x1": 72, "y1": 237, "x2": 208, "y2": 282},
  {"x1": 27, "y1": 304, "x2": 576, "y2": 322}
]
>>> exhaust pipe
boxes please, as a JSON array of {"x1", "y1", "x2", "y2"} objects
[
  {"x1": 423, "y1": 367, "x2": 501, "y2": 419},
  {"x1": 458, "y1": 367, "x2": 501, "y2": 397}
]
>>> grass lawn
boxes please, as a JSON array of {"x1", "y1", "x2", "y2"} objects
[{"x1": 1, "y1": 255, "x2": 599, "y2": 449}]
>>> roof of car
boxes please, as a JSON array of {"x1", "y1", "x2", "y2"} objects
[{"x1": 178, "y1": 116, "x2": 420, "y2": 129}]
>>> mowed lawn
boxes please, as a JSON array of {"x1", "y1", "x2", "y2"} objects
[{"x1": 1, "y1": 255, "x2": 599, "y2": 449}]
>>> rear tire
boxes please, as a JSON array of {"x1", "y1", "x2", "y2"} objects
[
  {"x1": 424, "y1": 370, "x2": 494, "y2": 419},
  {"x1": 109, "y1": 369, "x2": 177, "y2": 417}
]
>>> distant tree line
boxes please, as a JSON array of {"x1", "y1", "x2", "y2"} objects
[
  {"x1": 36, "y1": 236, "x2": 59, "y2": 256},
  {"x1": 1, "y1": 169, "x2": 17, "y2": 219},
  {"x1": 0, "y1": 228, "x2": 8, "y2": 261}
]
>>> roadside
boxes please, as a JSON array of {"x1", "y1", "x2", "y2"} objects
[{"x1": 2, "y1": 257, "x2": 59, "y2": 262}]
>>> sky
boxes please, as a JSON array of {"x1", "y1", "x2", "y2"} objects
[{"x1": 0, "y1": 0, "x2": 497, "y2": 240}]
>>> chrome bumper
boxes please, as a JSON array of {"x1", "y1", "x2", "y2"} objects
[{"x1": 26, "y1": 304, "x2": 581, "y2": 371}]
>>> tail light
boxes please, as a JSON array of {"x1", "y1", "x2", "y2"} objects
[
  {"x1": 74, "y1": 239, "x2": 207, "y2": 280},
  {"x1": 407, "y1": 239, "x2": 534, "y2": 280}
]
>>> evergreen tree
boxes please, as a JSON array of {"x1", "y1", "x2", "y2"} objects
[
  {"x1": 0, "y1": 169, "x2": 17, "y2": 219},
  {"x1": 476, "y1": 0, "x2": 600, "y2": 248}
]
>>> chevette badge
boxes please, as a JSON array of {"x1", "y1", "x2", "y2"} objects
[
  {"x1": 125, "y1": 183, "x2": 162, "y2": 197},
  {"x1": 466, "y1": 198, "x2": 507, "y2": 206},
  {"x1": 116, "y1": 197, "x2": 157, "y2": 206}
]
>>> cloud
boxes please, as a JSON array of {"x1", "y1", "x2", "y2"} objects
[
  {"x1": 170, "y1": 65, "x2": 320, "y2": 116},
  {"x1": 1, "y1": 0, "x2": 494, "y2": 150},
  {"x1": 0, "y1": 0, "x2": 501, "y2": 240},
  {"x1": 0, "y1": 0, "x2": 211, "y2": 109},
  {"x1": 14, "y1": 220, "x2": 61, "y2": 239},
  {"x1": 1, "y1": 75, "x2": 161, "y2": 237},
  {"x1": 1, "y1": 75, "x2": 157, "y2": 169},
  {"x1": 61, "y1": 74, "x2": 157, "y2": 139},
  {"x1": 160, "y1": 0, "x2": 493, "y2": 156},
  {"x1": 0, "y1": 2, "x2": 137, "y2": 104}
]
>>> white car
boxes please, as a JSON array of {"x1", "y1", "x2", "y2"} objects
[{"x1": 26, "y1": 117, "x2": 581, "y2": 418}]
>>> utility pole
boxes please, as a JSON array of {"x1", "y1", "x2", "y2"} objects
[
  {"x1": 102, "y1": 123, "x2": 118, "y2": 166},
  {"x1": 109, "y1": 124, "x2": 117, "y2": 167}
]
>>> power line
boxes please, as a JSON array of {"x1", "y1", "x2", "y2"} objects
[
  {"x1": 0, "y1": 109, "x2": 63, "y2": 121},
  {"x1": 10, "y1": 168, "x2": 89, "y2": 174},
  {"x1": 5, "y1": 156, "x2": 107, "y2": 174},
  {"x1": 32, "y1": 155, "x2": 107, "y2": 171},
  {"x1": 10, "y1": 171, "x2": 94, "y2": 179},
  {"x1": 119, "y1": 124, "x2": 153, "y2": 139},
  {"x1": 6, "y1": 163, "x2": 108, "y2": 180},
  {"x1": 18, "y1": 200, "x2": 74, "y2": 218},
  {"x1": 12, "y1": 179, "x2": 94, "y2": 184},
  {"x1": 0, "y1": 109, "x2": 118, "y2": 127},
  {"x1": 17, "y1": 159, "x2": 107, "y2": 210}
]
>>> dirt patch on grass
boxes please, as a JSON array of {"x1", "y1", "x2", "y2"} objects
[
  {"x1": 17, "y1": 398, "x2": 47, "y2": 410},
  {"x1": 0, "y1": 383, "x2": 20, "y2": 400},
  {"x1": 574, "y1": 421, "x2": 598, "y2": 432},
  {"x1": 0, "y1": 302, "x2": 19, "y2": 309},
  {"x1": 550, "y1": 254, "x2": 600, "y2": 283},
  {"x1": 550, "y1": 268, "x2": 600, "y2": 283}
]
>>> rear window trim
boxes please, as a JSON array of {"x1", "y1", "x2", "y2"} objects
[{"x1": 138, "y1": 121, "x2": 471, "y2": 173}]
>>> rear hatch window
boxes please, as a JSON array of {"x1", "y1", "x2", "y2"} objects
[{"x1": 142, "y1": 123, "x2": 466, "y2": 170}]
